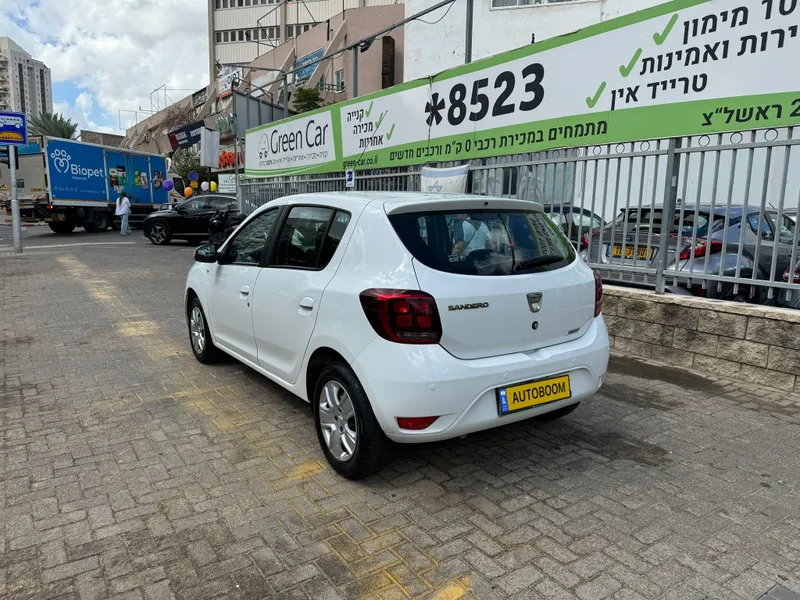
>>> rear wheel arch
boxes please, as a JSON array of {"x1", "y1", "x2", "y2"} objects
[{"x1": 305, "y1": 347, "x2": 348, "y2": 404}]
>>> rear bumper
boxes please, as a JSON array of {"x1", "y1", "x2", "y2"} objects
[{"x1": 350, "y1": 316, "x2": 610, "y2": 443}]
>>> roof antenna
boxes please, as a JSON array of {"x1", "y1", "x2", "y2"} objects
[{"x1": 531, "y1": 33, "x2": 535, "y2": 44}]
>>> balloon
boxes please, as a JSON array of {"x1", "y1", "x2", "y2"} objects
[
  {"x1": 162, "y1": 180, "x2": 174, "y2": 191},
  {"x1": 201, "y1": 181, "x2": 210, "y2": 192},
  {"x1": 210, "y1": 181, "x2": 217, "y2": 192},
  {"x1": 184, "y1": 187, "x2": 193, "y2": 197}
]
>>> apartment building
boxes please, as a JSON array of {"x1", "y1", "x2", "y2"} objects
[{"x1": 0, "y1": 37, "x2": 53, "y2": 118}]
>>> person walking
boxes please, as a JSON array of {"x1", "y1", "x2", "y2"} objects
[{"x1": 116, "y1": 191, "x2": 131, "y2": 235}]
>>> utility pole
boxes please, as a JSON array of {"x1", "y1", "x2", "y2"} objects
[
  {"x1": 9, "y1": 146, "x2": 22, "y2": 254},
  {"x1": 353, "y1": 48, "x2": 359, "y2": 97},
  {"x1": 465, "y1": 0, "x2": 474, "y2": 64}
]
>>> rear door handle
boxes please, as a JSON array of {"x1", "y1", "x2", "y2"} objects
[
  {"x1": 240, "y1": 285, "x2": 250, "y2": 296},
  {"x1": 299, "y1": 297, "x2": 314, "y2": 310}
]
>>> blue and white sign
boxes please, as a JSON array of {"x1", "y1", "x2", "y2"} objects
[
  {"x1": 295, "y1": 48, "x2": 325, "y2": 81},
  {"x1": 345, "y1": 169, "x2": 355, "y2": 188},
  {"x1": 0, "y1": 111, "x2": 27, "y2": 146},
  {"x1": 47, "y1": 139, "x2": 107, "y2": 202},
  {"x1": 18, "y1": 140, "x2": 42, "y2": 155}
]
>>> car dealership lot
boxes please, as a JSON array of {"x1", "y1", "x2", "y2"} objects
[{"x1": 2, "y1": 236, "x2": 800, "y2": 600}]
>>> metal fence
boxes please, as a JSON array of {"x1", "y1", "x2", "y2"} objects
[{"x1": 241, "y1": 126, "x2": 800, "y2": 307}]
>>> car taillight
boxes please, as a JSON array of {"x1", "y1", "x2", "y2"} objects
[
  {"x1": 580, "y1": 233, "x2": 589, "y2": 250},
  {"x1": 678, "y1": 238, "x2": 723, "y2": 261},
  {"x1": 784, "y1": 265, "x2": 800, "y2": 283},
  {"x1": 359, "y1": 289, "x2": 442, "y2": 344},
  {"x1": 594, "y1": 272, "x2": 603, "y2": 317}
]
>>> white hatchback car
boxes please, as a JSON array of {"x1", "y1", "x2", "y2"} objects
[{"x1": 185, "y1": 192, "x2": 609, "y2": 479}]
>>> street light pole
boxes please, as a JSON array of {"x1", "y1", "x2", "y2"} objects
[
  {"x1": 9, "y1": 147, "x2": 22, "y2": 254},
  {"x1": 465, "y1": 0, "x2": 474, "y2": 64}
]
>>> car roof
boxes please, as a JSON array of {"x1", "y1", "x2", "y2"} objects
[
  {"x1": 251, "y1": 191, "x2": 544, "y2": 216},
  {"x1": 622, "y1": 205, "x2": 766, "y2": 218}
]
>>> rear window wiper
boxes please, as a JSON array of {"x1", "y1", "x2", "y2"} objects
[{"x1": 514, "y1": 255, "x2": 564, "y2": 272}]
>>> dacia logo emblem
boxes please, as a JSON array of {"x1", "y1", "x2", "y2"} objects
[{"x1": 527, "y1": 292, "x2": 543, "y2": 313}]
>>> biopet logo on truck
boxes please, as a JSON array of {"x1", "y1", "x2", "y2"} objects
[
  {"x1": 46, "y1": 139, "x2": 108, "y2": 201},
  {"x1": 49, "y1": 148, "x2": 105, "y2": 179}
]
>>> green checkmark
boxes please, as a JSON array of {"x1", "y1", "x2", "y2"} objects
[
  {"x1": 386, "y1": 123, "x2": 396, "y2": 141},
  {"x1": 365, "y1": 101, "x2": 374, "y2": 118},
  {"x1": 375, "y1": 111, "x2": 386, "y2": 129},
  {"x1": 653, "y1": 13, "x2": 679, "y2": 45},
  {"x1": 619, "y1": 48, "x2": 643, "y2": 78},
  {"x1": 586, "y1": 82, "x2": 606, "y2": 109}
]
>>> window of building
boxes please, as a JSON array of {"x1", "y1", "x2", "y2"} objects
[
  {"x1": 317, "y1": 74, "x2": 325, "y2": 91},
  {"x1": 334, "y1": 69, "x2": 345, "y2": 92},
  {"x1": 223, "y1": 31, "x2": 229, "y2": 42},
  {"x1": 245, "y1": 0, "x2": 251, "y2": 5},
  {"x1": 238, "y1": 30, "x2": 245, "y2": 41},
  {"x1": 39, "y1": 70, "x2": 46, "y2": 110},
  {"x1": 222, "y1": 0, "x2": 228, "y2": 6},
  {"x1": 238, "y1": 0, "x2": 243, "y2": 6},
  {"x1": 17, "y1": 63, "x2": 24, "y2": 113},
  {"x1": 215, "y1": 0, "x2": 221, "y2": 8},
  {"x1": 492, "y1": 0, "x2": 574, "y2": 7},
  {"x1": 216, "y1": 32, "x2": 222, "y2": 43},
  {"x1": 253, "y1": 28, "x2": 259, "y2": 40},
  {"x1": 303, "y1": 24, "x2": 311, "y2": 33},
  {"x1": 286, "y1": 25, "x2": 294, "y2": 38}
]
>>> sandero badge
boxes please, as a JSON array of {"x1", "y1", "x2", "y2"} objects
[{"x1": 447, "y1": 302, "x2": 489, "y2": 311}]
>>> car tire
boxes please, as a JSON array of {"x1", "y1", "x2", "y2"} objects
[
  {"x1": 187, "y1": 298, "x2": 223, "y2": 364},
  {"x1": 537, "y1": 401, "x2": 580, "y2": 421},
  {"x1": 48, "y1": 222, "x2": 75, "y2": 234},
  {"x1": 148, "y1": 221, "x2": 172, "y2": 245},
  {"x1": 313, "y1": 361, "x2": 391, "y2": 480}
]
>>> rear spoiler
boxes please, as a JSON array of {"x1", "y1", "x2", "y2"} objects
[{"x1": 384, "y1": 196, "x2": 543, "y2": 216}]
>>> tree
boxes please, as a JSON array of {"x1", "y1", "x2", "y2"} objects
[
  {"x1": 28, "y1": 112, "x2": 78, "y2": 139},
  {"x1": 171, "y1": 149, "x2": 201, "y2": 192},
  {"x1": 293, "y1": 86, "x2": 323, "y2": 113}
]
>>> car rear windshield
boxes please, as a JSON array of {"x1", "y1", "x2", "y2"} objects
[{"x1": 389, "y1": 209, "x2": 575, "y2": 276}]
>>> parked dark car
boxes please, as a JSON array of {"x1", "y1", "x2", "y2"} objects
[
  {"x1": 143, "y1": 194, "x2": 238, "y2": 245},
  {"x1": 543, "y1": 205, "x2": 605, "y2": 253},
  {"x1": 588, "y1": 205, "x2": 800, "y2": 303}
]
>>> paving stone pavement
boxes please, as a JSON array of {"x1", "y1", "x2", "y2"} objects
[{"x1": 3, "y1": 235, "x2": 800, "y2": 600}]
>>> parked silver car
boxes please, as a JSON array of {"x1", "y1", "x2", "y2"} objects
[{"x1": 588, "y1": 205, "x2": 800, "y2": 303}]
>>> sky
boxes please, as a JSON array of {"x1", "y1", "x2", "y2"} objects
[{"x1": 1, "y1": 0, "x2": 209, "y2": 135}]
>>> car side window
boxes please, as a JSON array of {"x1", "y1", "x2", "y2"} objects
[
  {"x1": 573, "y1": 213, "x2": 600, "y2": 230},
  {"x1": 545, "y1": 211, "x2": 563, "y2": 227},
  {"x1": 778, "y1": 215, "x2": 796, "y2": 244},
  {"x1": 746, "y1": 214, "x2": 774, "y2": 240},
  {"x1": 225, "y1": 209, "x2": 279, "y2": 265},
  {"x1": 318, "y1": 211, "x2": 352, "y2": 267},
  {"x1": 212, "y1": 197, "x2": 235, "y2": 210},
  {"x1": 271, "y1": 206, "x2": 336, "y2": 269},
  {"x1": 182, "y1": 199, "x2": 204, "y2": 211}
]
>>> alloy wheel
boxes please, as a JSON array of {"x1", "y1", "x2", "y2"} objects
[
  {"x1": 189, "y1": 307, "x2": 206, "y2": 354},
  {"x1": 318, "y1": 381, "x2": 358, "y2": 462},
  {"x1": 150, "y1": 224, "x2": 167, "y2": 244}
]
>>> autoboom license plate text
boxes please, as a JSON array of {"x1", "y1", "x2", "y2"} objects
[{"x1": 497, "y1": 374, "x2": 571, "y2": 415}]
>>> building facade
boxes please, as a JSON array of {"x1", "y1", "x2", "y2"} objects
[
  {"x1": 403, "y1": 0, "x2": 670, "y2": 81},
  {"x1": 0, "y1": 37, "x2": 53, "y2": 118},
  {"x1": 80, "y1": 130, "x2": 124, "y2": 147},
  {"x1": 247, "y1": 5, "x2": 404, "y2": 105},
  {"x1": 207, "y1": 0, "x2": 401, "y2": 78}
]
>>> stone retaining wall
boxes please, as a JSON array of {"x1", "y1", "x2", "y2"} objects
[{"x1": 604, "y1": 286, "x2": 800, "y2": 393}]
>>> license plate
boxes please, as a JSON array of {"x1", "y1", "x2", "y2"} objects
[
  {"x1": 497, "y1": 374, "x2": 571, "y2": 416},
  {"x1": 612, "y1": 245, "x2": 651, "y2": 259}
]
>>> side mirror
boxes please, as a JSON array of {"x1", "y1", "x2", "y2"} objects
[
  {"x1": 194, "y1": 243, "x2": 218, "y2": 263},
  {"x1": 177, "y1": 206, "x2": 187, "y2": 214}
]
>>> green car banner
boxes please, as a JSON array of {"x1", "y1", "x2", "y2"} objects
[{"x1": 245, "y1": 0, "x2": 800, "y2": 178}]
